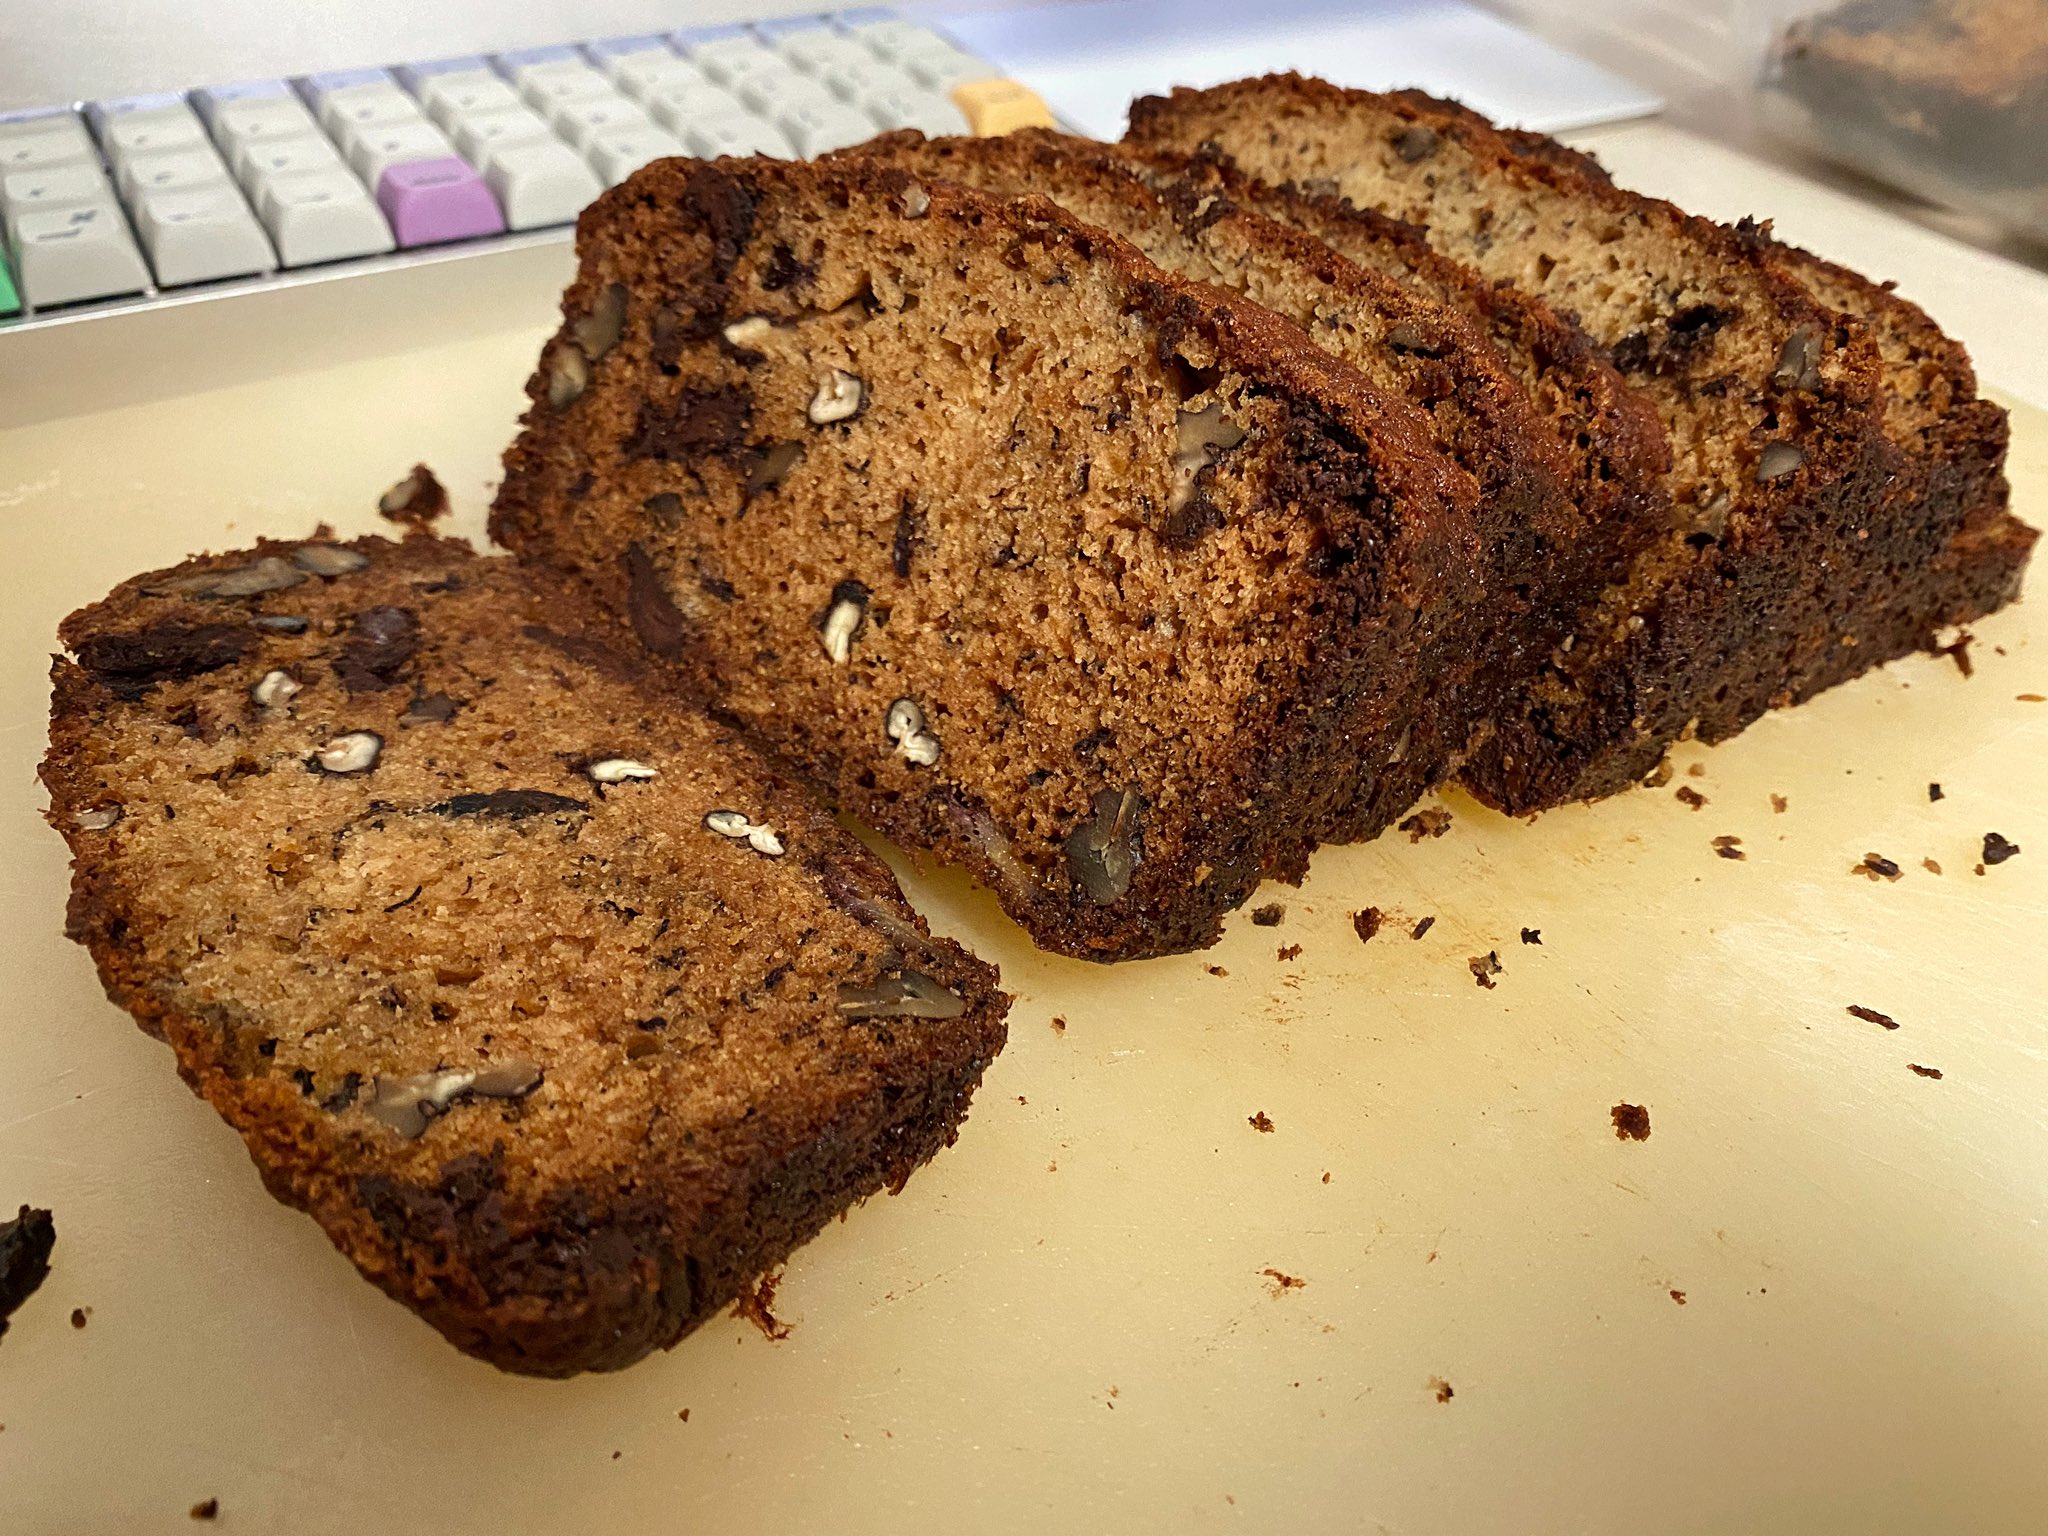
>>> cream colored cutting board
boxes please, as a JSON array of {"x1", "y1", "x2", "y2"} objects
[{"x1": 0, "y1": 326, "x2": 2042, "y2": 1535}]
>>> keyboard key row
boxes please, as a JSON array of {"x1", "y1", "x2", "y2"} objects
[{"x1": 3, "y1": 13, "x2": 1044, "y2": 315}]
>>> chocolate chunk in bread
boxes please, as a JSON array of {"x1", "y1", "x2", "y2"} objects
[
  {"x1": 1127, "y1": 75, "x2": 2035, "y2": 809},
  {"x1": 491, "y1": 157, "x2": 1502, "y2": 961},
  {"x1": 42, "y1": 531, "x2": 1008, "y2": 1376}
]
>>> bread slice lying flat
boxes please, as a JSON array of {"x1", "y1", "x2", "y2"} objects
[
  {"x1": 1129, "y1": 75, "x2": 2034, "y2": 807},
  {"x1": 491, "y1": 157, "x2": 1503, "y2": 960},
  {"x1": 42, "y1": 530, "x2": 1008, "y2": 1376}
]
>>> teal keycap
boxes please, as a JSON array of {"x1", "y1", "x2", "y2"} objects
[{"x1": 0, "y1": 254, "x2": 18, "y2": 316}]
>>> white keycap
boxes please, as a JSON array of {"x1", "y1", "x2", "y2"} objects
[
  {"x1": 10, "y1": 201, "x2": 151, "y2": 307},
  {"x1": 116, "y1": 146, "x2": 233, "y2": 202},
  {"x1": 644, "y1": 83, "x2": 746, "y2": 136},
  {"x1": 861, "y1": 84, "x2": 970, "y2": 138},
  {"x1": 418, "y1": 70, "x2": 520, "y2": 131},
  {"x1": 211, "y1": 97, "x2": 319, "y2": 151},
  {"x1": 690, "y1": 38, "x2": 791, "y2": 88},
  {"x1": 132, "y1": 184, "x2": 274, "y2": 286},
  {"x1": 850, "y1": 19, "x2": 948, "y2": 60},
  {"x1": 0, "y1": 164, "x2": 109, "y2": 214},
  {"x1": 483, "y1": 140, "x2": 602, "y2": 229},
  {"x1": 779, "y1": 98, "x2": 880, "y2": 157},
  {"x1": 738, "y1": 69, "x2": 838, "y2": 117},
  {"x1": 232, "y1": 131, "x2": 345, "y2": 189},
  {"x1": 452, "y1": 108, "x2": 554, "y2": 168},
  {"x1": 100, "y1": 106, "x2": 208, "y2": 165},
  {"x1": 514, "y1": 63, "x2": 614, "y2": 113},
  {"x1": 905, "y1": 49, "x2": 999, "y2": 90},
  {"x1": 774, "y1": 30, "x2": 871, "y2": 72},
  {"x1": 0, "y1": 123, "x2": 95, "y2": 173},
  {"x1": 549, "y1": 94, "x2": 652, "y2": 152},
  {"x1": 342, "y1": 119, "x2": 452, "y2": 187},
  {"x1": 317, "y1": 82, "x2": 420, "y2": 138},
  {"x1": 817, "y1": 55, "x2": 914, "y2": 101},
  {"x1": 683, "y1": 113, "x2": 796, "y2": 159},
  {"x1": 586, "y1": 124, "x2": 685, "y2": 186},
  {"x1": 258, "y1": 168, "x2": 395, "y2": 266},
  {"x1": 609, "y1": 52, "x2": 704, "y2": 101}
]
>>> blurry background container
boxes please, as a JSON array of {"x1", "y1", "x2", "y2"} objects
[{"x1": 1488, "y1": 0, "x2": 2048, "y2": 261}]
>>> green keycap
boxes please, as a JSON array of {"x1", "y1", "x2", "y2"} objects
[{"x1": 0, "y1": 254, "x2": 18, "y2": 317}]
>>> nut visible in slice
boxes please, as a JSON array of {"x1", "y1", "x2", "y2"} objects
[
  {"x1": 703, "y1": 809, "x2": 785, "y2": 856},
  {"x1": 807, "y1": 369, "x2": 863, "y2": 425},
  {"x1": 315, "y1": 731, "x2": 382, "y2": 774},
  {"x1": 836, "y1": 969, "x2": 966, "y2": 1020},
  {"x1": 548, "y1": 345, "x2": 590, "y2": 409},
  {"x1": 884, "y1": 697, "x2": 940, "y2": 767},
  {"x1": 722, "y1": 315, "x2": 776, "y2": 349},
  {"x1": 365, "y1": 1062, "x2": 543, "y2": 1139},
  {"x1": 155, "y1": 556, "x2": 307, "y2": 600},
  {"x1": 73, "y1": 805, "x2": 122, "y2": 831},
  {"x1": 587, "y1": 757, "x2": 658, "y2": 784},
  {"x1": 818, "y1": 579, "x2": 868, "y2": 665},
  {"x1": 571, "y1": 282, "x2": 628, "y2": 360},
  {"x1": 1756, "y1": 441, "x2": 1805, "y2": 482},
  {"x1": 250, "y1": 669, "x2": 300, "y2": 709},
  {"x1": 1065, "y1": 784, "x2": 1143, "y2": 905},
  {"x1": 293, "y1": 544, "x2": 371, "y2": 577}
]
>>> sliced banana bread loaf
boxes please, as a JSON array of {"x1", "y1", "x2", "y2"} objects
[
  {"x1": 491, "y1": 157, "x2": 1500, "y2": 961},
  {"x1": 1130, "y1": 76, "x2": 2034, "y2": 807},
  {"x1": 42, "y1": 530, "x2": 1008, "y2": 1376},
  {"x1": 837, "y1": 128, "x2": 1620, "y2": 692}
]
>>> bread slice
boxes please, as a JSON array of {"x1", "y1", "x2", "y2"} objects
[
  {"x1": 491, "y1": 156, "x2": 1501, "y2": 960},
  {"x1": 1129, "y1": 76, "x2": 2035, "y2": 806},
  {"x1": 834, "y1": 129, "x2": 1641, "y2": 746},
  {"x1": 41, "y1": 529, "x2": 1009, "y2": 1376}
]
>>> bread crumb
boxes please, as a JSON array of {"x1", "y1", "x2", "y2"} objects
[
  {"x1": 1321, "y1": 1171, "x2": 1331, "y2": 1184},
  {"x1": 1398, "y1": 806, "x2": 1452, "y2": 841},
  {"x1": 1711, "y1": 835, "x2": 1745, "y2": 860},
  {"x1": 1519, "y1": 927, "x2": 1541, "y2": 945},
  {"x1": 1248, "y1": 1110, "x2": 1275, "y2": 1134},
  {"x1": 1642, "y1": 757, "x2": 1674, "y2": 788},
  {"x1": 1770, "y1": 793, "x2": 1788, "y2": 813},
  {"x1": 1922, "y1": 858, "x2": 1942, "y2": 875},
  {"x1": 1049, "y1": 1016, "x2": 1066, "y2": 1036},
  {"x1": 1261, "y1": 1267, "x2": 1306, "y2": 1295},
  {"x1": 1410, "y1": 915, "x2": 1435, "y2": 940},
  {"x1": 1206, "y1": 964, "x2": 1229, "y2": 977},
  {"x1": 733, "y1": 1270, "x2": 791, "y2": 1341},
  {"x1": 1276, "y1": 943, "x2": 1302, "y2": 962},
  {"x1": 2018, "y1": 693, "x2": 2044, "y2": 702},
  {"x1": 1669, "y1": 1289, "x2": 1687, "y2": 1305},
  {"x1": 1908, "y1": 1063, "x2": 1944, "y2": 1079},
  {"x1": 1686, "y1": 761, "x2": 1706, "y2": 777},
  {"x1": 189, "y1": 1499, "x2": 219, "y2": 1522},
  {"x1": 1928, "y1": 782, "x2": 1944, "y2": 802},
  {"x1": 1675, "y1": 785, "x2": 1707, "y2": 810},
  {"x1": 1983, "y1": 831, "x2": 2021, "y2": 866},
  {"x1": 69, "y1": 1307, "x2": 88, "y2": 1329},
  {"x1": 1428, "y1": 1376, "x2": 1454, "y2": 1403},
  {"x1": 1249, "y1": 903, "x2": 1285, "y2": 926},
  {"x1": 1468, "y1": 951, "x2": 1502, "y2": 989},
  {"x1": 678, "y1": 1409, "x2": 690, "y2": 1421},
  {"x1": 1847, "y1": 1004, "x2": 1900, "y2": 1030},
  {"x1": 1611, "y1": 1103, "x2": 1651, "y2": 1141},
  {"x1": 1851, "y1": 852, "x2": 1903, "y2": 881},
  {"x1": 1352, "y1": 907, "x2": 1383, "y2": 943}
]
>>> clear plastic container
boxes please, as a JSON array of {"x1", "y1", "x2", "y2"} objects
[{"x1": 1756, "y1": 0, "x2": 2048, "y2": 245}]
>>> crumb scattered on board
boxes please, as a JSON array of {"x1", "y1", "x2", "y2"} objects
[
  {"x1": 69, "y1": 1307, "x2": 87, "y2": 1330},
  {"x1": 1669, "y1": 1289, "x2": 1687, "y2": 1306},
  {"x1": 1352, "y1": 908, "x2": 1383, "y2": 943},
  {"x1": 677, "y1": 1409, "x2": 691, "y2": 1422},
  {"x1": 1771, "y1": 793, "x2": 1788, "y2": 813},
  {"x1": 1248, "y1": 1111, "x2": 1275, "y2": 1134},
  {"x1": 1852, "y1": 852, "x2": 1903, "y2": 881},
  {"x1": 1686, "y1": 761, "x2": 1707, "y2": 777},
  {"x1": 1643, "y1": 758, "x2": 1675, "y2": 788},
  {"x1": 1468, "y1": 951, "x2": 1502, "y2": 989},
  {"x1": 1847, "y1": 1004, "x2": 1901, "y2": 1030},
  {"x1": 1942, "y1": 630, "x2": 1974, "y2": 676},
  {"x1": 1206, "y1": 965, "x2": 1228, "y2": 978},
  {"x1": 1928, "y1": 782, "x2": 1944, "y2": 802},
  {"x1": 2019, "y1": 693, "x2": 2045, "y2": 703},
  {"x1": 376, "y1": 462, "x2": 449, "y2": 529},
  {"x1": 0, "y1": 1206, "x2": 56, "y2": 1343},
  {"x1": 1399, "y1": 806, "x2": 1452, "y2": 841},
  {"x1": 1049, "y1": 1016, "x2": 1067, "y2": 1036},
  {"x1": 1908, "y1": 1063, "x2": 1944, "y2": 1080},
  {"x1": 1250, "y1": 903, "x2": 1286, "y2": 927},
  {"x1": 189, "y1": 1499, "x2": 219, "y2": 1522},
  {"x1": 1411, "y1": 915, "x2": 1436, "y2": 940},
  {"x1": 1675, "y1": 785, "x2": 1707, "y2": 810},
  {"x1": 1923, "y1": 858, "x2": 1943, "y2": 875},
  {"x1": 1276, "y1": 943, "x2": 1302, "y2": 962},
  {"x1": 1982, "y1": 831, "x2": 2021, "y2": 867},
  {"x1": 1711, "y1": 835, "x2": 1745, "y2": 861},
  {"x1": 1519, "y1": 927, "x2": 1541, "y2": 945},
  {"x1": 733, "y1": 1270, "x2": 791, "y2": 1341},
  {"x1": 1429, "y1": 1376, "x2": 1455, "y2": 1403},
  {"x1": 1262, "y1": 1268, "x2": 1306, "y2": 1296},
  {"x1": 1611, "y1": 1103, "x2": 1652, "y2": 1141}
]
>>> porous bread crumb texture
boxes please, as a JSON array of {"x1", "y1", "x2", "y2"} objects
[
  {"x1": 1128, "y1": 75, "x2": 2034, "y2": 809},
  {"x1": 40, "y1": 531, "x2": 1008, "y2": 1376},
  {"x1": 836, "y1": 129, "x2": 1638, "y2": 752},
  {"x1": 492, "y1": 157, "x2": 1506, "y2": 961}
]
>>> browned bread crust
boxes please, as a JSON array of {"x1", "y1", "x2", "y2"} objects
[
  {"x1": 491, "y1": 156, "x2": 1503, "y2": 960},
  {"x1": 41, "y1": 531, "x2": 1008, "y2": 1375},
  {"x1": 1129, "y1": 75, "x2": 2034, "y2": 807}
]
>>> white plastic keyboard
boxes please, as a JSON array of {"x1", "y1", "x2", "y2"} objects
[{"x1": 0, "y1": 10, "x2": 1045, "y2": 326}]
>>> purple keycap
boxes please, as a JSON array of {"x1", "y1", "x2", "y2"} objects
[{"x1": 376, "y1": 157, "x2": 504, "y2": 247}]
